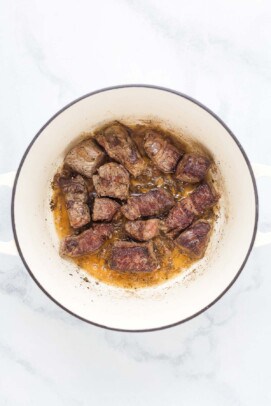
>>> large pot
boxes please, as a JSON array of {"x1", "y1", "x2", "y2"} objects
[{"x1": 2, "y1": 85, "x2": 270, "y2": 331}]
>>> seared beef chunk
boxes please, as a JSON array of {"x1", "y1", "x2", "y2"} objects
[
  {"x1": 161, "y1": 200, "x2": 195, "y2": 237},
  {"x1": 161, "y1": 183, "x2": 218, "y2": 237},
  {"x1": 93, "y1": 162, "x2": 129, "y2": 200},
  {"x1": 65, "y1": 139, "x2": 105, "y2": 178},
  {"x1": 109, "y1": 241, "x2": 158, "y2": 272},
  {"x1": 176, "y1": 153, "x2": 211, "y2": 183},
  {"x1": 96, "y1": 122, "x2": 146, "y2": 177},
  {"x1": 125, "y1": 219, "x2": 159, "y2": 241},
  {"x1": 175, "y1": 220, "x2": 211, "y2": 258},
  {"x1": 92, "y1": 198, "x2": 120, "y2": 222},
  {"x1": 144, "y1": 130, "x2": 183, "y2": 173},
  {"x1": 182, "y1": 183, "x2": 218, "y2": 215},
  {"x1": 59, "y1": 175, "x2": 90, "y2": 229},
  {"x1": 60, "y1": 224, "x2": 113, "y2": 257},
  {"x1": 121, "y1": 189, "x2": 175, "y2": 220}
]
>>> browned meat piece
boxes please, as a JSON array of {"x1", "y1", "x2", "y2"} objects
[
  {"x1": 144, "y1": 130, "x2": 183, "y2": 173},
  {"x1": 92, "y1": 198, "x2": 120, "y2": 222},
  {"x1": 60, "y1": 224, "x2": 113, "y2": 257},
  {"x1": 175, "y1": 220, "x2": 211, "y2": 258},
  {"x1": 121, "y1": 189, "x2": 175, "y2": 220},
  {"x1": 96, "y1": 122, "x2": 146, "y2": 177},
  {"x1": 65, "y1": 139, "x2": 105, "y2": 178},
  {"x1": 182, "y1": 183, "x2": 218, "y2": 215},
  {"x1": 175, "y1": 153, "x2": 211, "y2": 183},
  {"x1": 161, "y1": 200, "x2": 195, "y2": 237},
  {"x1": 125, "y1": 219, "x2": 159, "y2": 241},
  {"x1": 161, "y1": 183, "x2": 218, "y2": 238},
  {"x1": 109, "y1": 241, "x2": 158, "y2": 272},
  {"x1": 59, "y1": 175, "x2": 90, "y2": 229},
  {"x1": 93, "y1": 163, "x2": 129, "y2": 200}
]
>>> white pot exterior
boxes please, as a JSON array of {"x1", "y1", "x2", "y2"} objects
[{"x1": 12, "y1": 86, "x2": 257, "y2": 331}]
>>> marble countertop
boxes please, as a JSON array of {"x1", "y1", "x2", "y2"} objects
[{"x1": 1, "y1": 0, "x2": 271, "y2": 404}]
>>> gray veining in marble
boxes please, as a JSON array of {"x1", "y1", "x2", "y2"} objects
[{"x1": 1, "y1": 0, "x2": 271, "y2": 404}]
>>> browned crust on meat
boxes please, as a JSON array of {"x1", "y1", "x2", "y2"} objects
[
  {"x1": 161, "y1": 200, "x2": 195, "y2": 237},
  {"x1": 121, "y1": 189, "x2": 175, "y2": 220},
  {"x1": 109, "y1": 241, "x2": 158, "y2": 272},
  {"x1": 175, "y1": 153, "x2": 211, "y2": 183},
  {"x1": 59, "y1": 174, "x2": 91, "y2": 229},
  {"x1": 92, "y1": 198, "x2": 120, "y2": 222},
  {"x1": 65, "y1": 139, "x2": 105, "y2": 178},
  {"x1": 60, "y1": 224, "x2": 113, "y2": 257},
  {"x1": 96, "y1": 122, "x2": 146, "y2": 177},
  {"x1": 125, "y1": 219, "x2": 159, "y2": 241},
  {"x1": 175, "y1": 220, "x2": 212, "y2": 259},
  {"x1": 93, "y1": 162, "x2": 129, "y2": 200},
  {"x1": 188, "y1": 183, "x2": 219, "y2": 215},
  {"x1": 144, "y1": 130, "x2": 183, "y2": 173}
]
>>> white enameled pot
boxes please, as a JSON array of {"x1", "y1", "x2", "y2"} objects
[{"x1": 2, "y1": 85, "x2": 271, "y2": 332}]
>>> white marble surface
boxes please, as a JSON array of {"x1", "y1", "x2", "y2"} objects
[{"x1": 1, "y1": 0, "x2": 271, "y2": 404}]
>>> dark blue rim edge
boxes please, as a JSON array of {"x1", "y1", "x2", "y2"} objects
[{"x1": 11, "y1": 84, "x2": 259, "y2": 333}]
